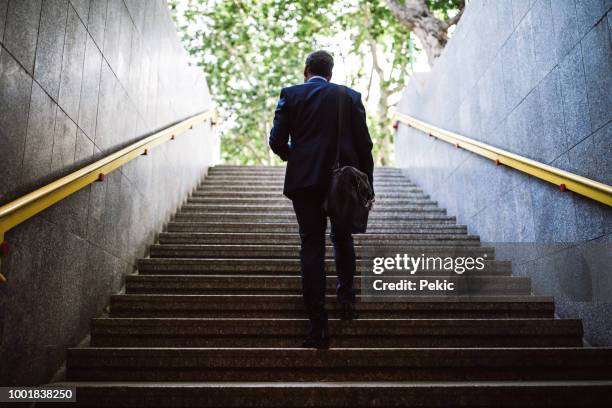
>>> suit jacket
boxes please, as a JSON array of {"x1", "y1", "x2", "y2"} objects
[{"x1": 269, "y1": 77, "x2": 374, "y2": 199}]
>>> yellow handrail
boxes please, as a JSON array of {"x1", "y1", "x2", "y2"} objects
[
  {"x1": 393, "y1": 112, "x2": 612, "y2": 207},
  {"x1": 0, "y1": 108, "x2": 218, "y2": 283}
]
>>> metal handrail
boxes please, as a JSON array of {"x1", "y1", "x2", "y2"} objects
[
  {"x1": 393, "y1": 112, "x2": 612, "y2": 207},
  {"x1": 0, "y1": 108, "x2": 218, "y2": 283}
]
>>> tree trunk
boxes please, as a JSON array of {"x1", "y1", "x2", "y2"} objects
[{"x1": 385, "y1": 0, "x2": 462, "y2": 66}]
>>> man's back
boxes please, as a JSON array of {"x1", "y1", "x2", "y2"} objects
[
  {"x1": 268, "y1": 51, "x2": 372, "y2": 348},
  {"x1": 269, "y1": 77, "x2": 374, "y2": 198}
]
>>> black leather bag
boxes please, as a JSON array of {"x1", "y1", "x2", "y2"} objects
[{"x1": 322, "y1": 86, "x2": 374, "y2": 233}]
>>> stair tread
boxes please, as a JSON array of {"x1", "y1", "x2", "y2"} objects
[
  {"x1": 49, "y1": 380, "x2": 612, "y2": 386},
  {"x1": 66, "y1": 347, "x2": 612, "y2": 366},
  {"x1": 91, "y1": 317, "x2": 582, "y2": 332},
  {"x1": 111, "y1": 294, "x2": 552, "y2": 302},
  {"x1": 91, "y1": 317, "x2": 578, "y2": 324},
  {"x1": 63, "y1": 165, "x2": 610, "y2": 402},
  {"x1": 148, "y1": 244, "x2": 490, "y2": 249},
  {"x1": 44, "y1": 380, "x2": 612, "y2": 406}
]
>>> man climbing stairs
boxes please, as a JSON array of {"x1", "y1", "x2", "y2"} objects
[{"x1": 51, "y1": 166, "x2": 612, "y2": 407}]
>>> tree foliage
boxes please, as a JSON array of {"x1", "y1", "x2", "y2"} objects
[
  {"x1": 338, "y1": 0, "x2": 413, "y2": 165},
  {"x1": 169, "y1": 0, "x2": 462, "y2": 165},
  {"x1": 170, "y1": 0, "x2": 336, "y2": 164}
]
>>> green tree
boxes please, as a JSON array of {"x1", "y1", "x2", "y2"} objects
[
  {"x1": 170, "y1": 0, "x2": 462, "y2": 165},
  {"x1": 338, "y1": 0, "x2": 414, "y2": 165},
  {"x1": 170, "y1": 0, "x2": 336, "y2": 164}
]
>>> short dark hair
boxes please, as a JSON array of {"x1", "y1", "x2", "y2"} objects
[{"x1": 305, "y1": 50, "x2": 334, "y2": 78}]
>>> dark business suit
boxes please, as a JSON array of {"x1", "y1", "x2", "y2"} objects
[{"x1": 269, "y1": 77, "x2": 374, "y2": 334}]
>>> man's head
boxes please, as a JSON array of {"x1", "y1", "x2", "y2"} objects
[{"x1": 304, "y1": 50, "x2": 334, "y2": 82}]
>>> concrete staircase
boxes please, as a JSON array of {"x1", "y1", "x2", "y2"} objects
[{"x1": 52, "y1": 166, "x2": 612, "y2": 406}]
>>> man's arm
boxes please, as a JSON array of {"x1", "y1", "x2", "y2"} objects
[
  {"x1": 269, "y1": 88, "x2": 291, "y2": 161},
  {"x1": 351, "y1": 92, "x2": 375, "y2": 195}
]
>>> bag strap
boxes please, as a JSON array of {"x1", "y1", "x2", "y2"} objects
[{"x1": 333, "y1": 85, "x2": 346, "y2": 169}]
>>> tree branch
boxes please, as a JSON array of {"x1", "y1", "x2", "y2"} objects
[
  {"x1": 365, "y1": 63, "x2": 375, "y2": 103},
  {"x1": 443, "y1": 2, "x2": 465, "y2": 30},
  {"x1": 385, "y1": 0, "x2": 463, "y2": 66}
]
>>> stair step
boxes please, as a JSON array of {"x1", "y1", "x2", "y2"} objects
[
  {"x1": 180, "y1": 204, "x2": 444, "y2": 213},
  {"x1": 191, "y1": 191, "x2": 430, "y2": 199},
  {"x1": 109, "y1": 294, "x2": 555, "y2": 318},
  {"x1": 157, "y1": 232, "x2": 480, "y2": 245},
  {"x1": 206, "y1": 170, "x2": 403, "y2": 176},
  {"x1": 199, "y1": 183, "x2": 417, "y2": 191},
  {"x1": 195, "y1": 186, "x2": 424, "y2": 193},
  {"x1": 59, "y1": 164, "x2": 610, "y2": 404},
  {"x1": 65, "y1": 347, "x2": 612, "y2": 382},
  {"x1": 136, "y1": 258, "x2": 512, "y2": 275},
  {"x1": 202, "y1": 178, "x2": 410, "y2": 185},
  {"x1": 186, "y1": 197, "x2": 437, "y2": 205},
  {"x1": 200, "y1": 174, "x2": 416, "y2": 183},
  {"x1": 172, "y1": 213, "x2": 457, "y2": 224},
  {"x1": 125, "y1": 275, "x2": 528, "y2": 295},
  {"x1": 205, "y1": 170, "x2": 405, "y2": 176},
  {"x1": 166, "y1": 222, "x2": 469, "y2": 234},
  {"x1": 208, "y1": 165, "x2": 401, "y2": 173},
  {"x1": 206, "y1": 171, "x2": 405, "y2": 175},
  {"x1": 205, "y1": 173, "x2": 404, "y2": 177},
  {"x1": 89, "y1": 318, "x2": 583, "y2": 348},
  {"x1": 147, "y1": 244, "x2": 494, "y2": 259},
  {"x1": 45, "y1": 381, "x2": 612, "y2": 407}
]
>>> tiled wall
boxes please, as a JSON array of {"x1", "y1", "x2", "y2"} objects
[
  {"x1": 396, "y1": 0, "x2": 611, "y2": 345},
  {"x1": 0, "y1": 0, "x2": 217, "y2": 384}
]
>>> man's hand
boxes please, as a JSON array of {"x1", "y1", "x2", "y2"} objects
[
  {"x1": 366, "y1": 195, "x2": 375, "y2": 210},
  {"x1": 269, "y1": 88, "x2": 291, "y2": 161}
]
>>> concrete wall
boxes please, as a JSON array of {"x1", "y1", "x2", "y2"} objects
[
  {"x1": 396, "y1": 0, "x2": 611, "y2": 345},
  {"x1": 0, "y1": 0, "x2": 217, "y2": 384}
]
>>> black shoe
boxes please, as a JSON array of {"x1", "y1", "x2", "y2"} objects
[
  {"x1": 301, "y1": 334, "x2": 330, "y2": 349},
  {"x1": 339, "y1": 302, "x2": 358, "y2": 320},
  {"x1": 301, "y1": 321, "x2": 330, "y2": 349}
]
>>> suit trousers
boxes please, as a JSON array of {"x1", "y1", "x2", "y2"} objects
[{"x1": 290, "y1": 186, "x2": 356, "y2": 334}]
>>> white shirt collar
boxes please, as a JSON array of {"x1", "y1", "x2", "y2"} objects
[{"x1": 308, "y1": 75, "x2": 328, "y2": 82}]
